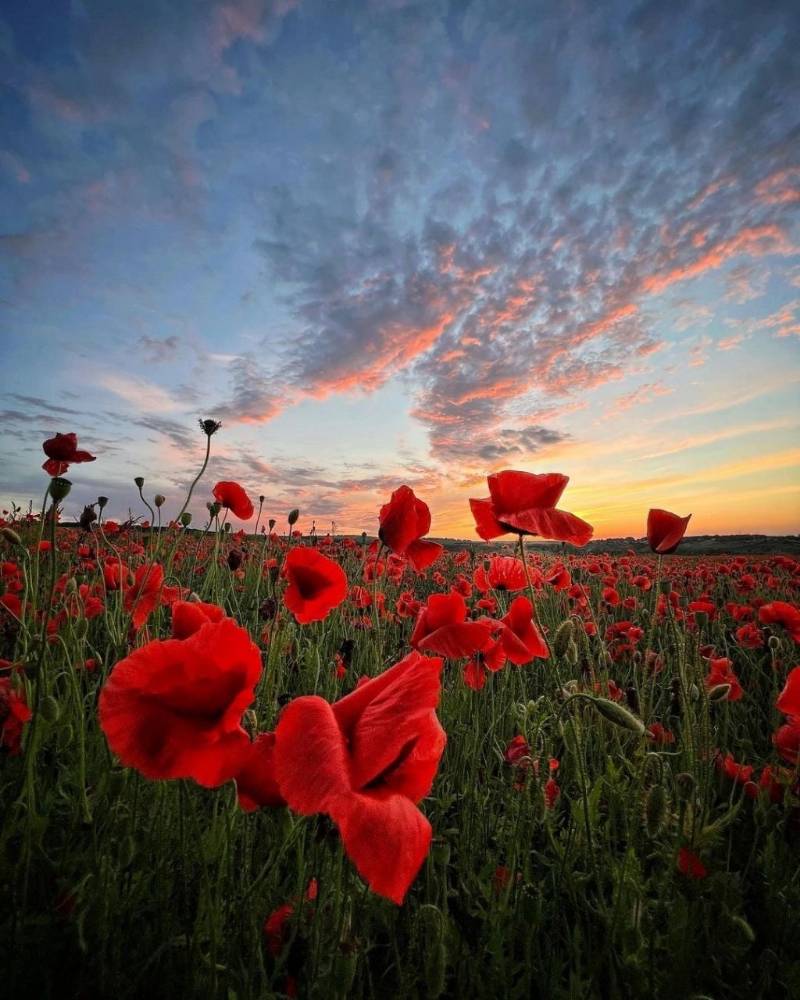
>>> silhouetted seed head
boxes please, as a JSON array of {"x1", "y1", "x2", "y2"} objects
[
  {"x1": 97, "y1": 496, "x2": 109, "y2": 509},
  {"x1": 199, "y1": 419, "x2": 222, "y2": 437},
  {"x1": 287, "y1": 508, "x2": 300, "y2": 526},
  {"x1": 179, "y1": 512, "x2": 192, "y2": 527},
  {"x1": 134, "y1": 476, "x2": 144, "y2": 489},
  {"x1": 154, "y1": 494, "x2": 166, "y2": 508}
]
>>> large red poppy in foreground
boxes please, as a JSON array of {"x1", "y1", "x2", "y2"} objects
[
  {"x1": 378, "y1": 485, "x2": 443, "y2": 572},
  {"x1": 469, "y1": 471, "x2": 593, "y2": 546},
  {"x1": 99, "y1": 613, "x2": 261, "y2": 786},
  {"x1": 234, "y1": 652, "x2": 446, "y2": 904},
  {"x1": 41, "y1": 432, "x2": 96, "y2": 477}
]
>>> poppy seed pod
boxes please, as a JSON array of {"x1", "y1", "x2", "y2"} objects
[
  {"x1": 199, "y1": 418, "x2": 222, "y2": 436},
  {"x1": 154, "y1": 494, "x2": 166, "y2": 508},
  {"x1": 48, "y1": 477, "x2": 72, "y2": 502},
  {"x1": 207, "y1": 501, "x2": 222, "y2": 517},
  {"x1": 268, "y1": 518, "x2": 276, "y2": 531},
  {"x1": 592, "y1": 697, "x2": 646, "y2": 735},
  {"x1": 97, "y1": 496, "x2": 109, "y2": 509},
  {"x1": 287, "y1": 508, "x2": 300, "y2": 526},
  {"x1": 134, "y1": 476, "x2": 144, "y2": 489},
  {"x1": 659, "y1": 580, "x2": 672, "y2": 595},
  {"x1": 179, "y1": 512, "x2": 192, "y2": 526}
]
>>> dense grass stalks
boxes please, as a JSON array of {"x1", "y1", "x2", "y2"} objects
[{"x1": 1, "y1": 514, "x2": 799, "y2": 999}]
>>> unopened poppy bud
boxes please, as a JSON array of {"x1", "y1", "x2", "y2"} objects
[
  {"x1": 0, "y1": 526, "x2": 22, "y2": 546},
  {"x1": 41, "y1": 694, "x2": 60, "y2": 722},
  {"x1": 566, "y1": 639, "x2": 579, "y2": 666},
  {"x1": 243, "y1": 708, "x2": 258, "y2": 737},
  {"x1": 134, "y1": 476, "x2": 145, "y2": 489},
  {"x1": 707, "y1": 682, "x2": 731, "y2": 702},
  {"x1": 675, "y1": 772, "x2": 695, "y2": 801},
  {"x1": 643, "y1": 784, "x2": 668, "y2": 837},
  {"x1": 592, "y1": 697, "x2": 646, "y2": 735},
  {"x1": 767, "y1": 635, "x2": 780, "y2": 651},
  {"x1": 48, "y1": 477, "x2": 72, "y2": 502},
  {"x1": 694, "y1": 611, "x2": 708, "y2": 628},
  {"x1": 199, "y1": 418, "x2": 222, "y2": 436},
  {"x1": 287, "y1": 508, "x2": 300, "y2": 526},
  {"x1": 268, "y1": 518, "x2": 276, "y2": 531},
  {"x1": 154, "y1": 494, "x2": 166, "y2": 508},
  {"x1": 659, "y1": 580, "x2": 672, "y2": 595},
  {"x1": 97, "y1": 496, "x2": 108, "y2": 509},
  {"x1": 64, "y1": 577, "x2": 78, "y2": 594},
  {"x1": 207, "y1": 501, "x2": 222, "y2": 517},
  {"x1": 553, "y1": 619, "x2": 575, "y2": 657},
  {"x1": 179, "y1": 512, "x2": 192, "y2": 527},
  {"x1": 259, "y1": 495, "x2": 265, "y2": 504}
]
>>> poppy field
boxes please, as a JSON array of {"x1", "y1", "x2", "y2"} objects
[{"x1": 1, "y1": 424, "x2": 800, "y2": 999}]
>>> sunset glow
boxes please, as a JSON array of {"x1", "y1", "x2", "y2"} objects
[{"x1": 1, "y1": 1, "x2": 798, "y2": 538}]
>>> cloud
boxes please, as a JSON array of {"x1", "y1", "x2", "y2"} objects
[{"x1": 98, "y1": 373, "x2": 183, "y2": 413}]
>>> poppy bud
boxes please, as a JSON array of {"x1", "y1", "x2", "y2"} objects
[
  {"x1": 227, "y1": 549, "x2": 243, "y2": 570},
  {"x1": 268, "y1": 518, "x2": 276, "y2": 531},
  {"x1": 41, "y1": 694, "x2": 60, "y2": 722},
  {"x1": 659, "y1": 580, "x2": 672, "y2": 595},
  {"x1": 553, "y1": 619, "x2": 575, "y2": 657},
  {"x1": 179, "y1": 512, "x2": 192, "y2": 527},
  {"x1": 259, "y1": 597, "x2": 277, "y2": 620},
  {"x1": 674, "y1": 772, "x2": 695, "y2": 801},
  {"x1": 566, "y1": 639, "x2": 579, "y2": 666},
  {"x1": 48, "y1": 477, "x2": 72, "y2": 502},
  {"x1": 643, "y1": 784, "x2": 668, "y2": 837},
  {"x1": 154, "y1": 494, "x2": 166, "y2": 508},
  {"x1": 707, "y1": 683, "x2": 731, "y2": 702},
  {"x1": 694, "y1": 611, "x2": 708, "y2": 628},
  {"x1": 258, "y1": 495, "x2": 265, "y2": 504},
  {"x1": 199, "y1": 418, "x2": 222, "y2": 437},
  {"x1": 287, "y1": 508, "x2": 300, "y2": 526},
  {"x1": 207, "y1": 501, "x2": 222, "y2": 517},
  {"x1": 97, "y1": 496, "x2": 109, "y2": 509},
  {"x1": 767, "y1": 635, "x2": 780, "y2": 651},
  {"x1": 592, "y1": 697, "x2": 646, "y2": 735},
  {"x1": 64, "y1": 577, "x2": 78, "y2": 594},
  {"x1": 134, "y1": 476, "x2": 145, "y2": 489},
  {"x1": 0, "y1": 526, "x2": 22, "y2": 546}
]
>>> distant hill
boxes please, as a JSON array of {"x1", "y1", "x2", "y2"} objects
[{"x1": 429, "y1": 534, "x2": 800, "y2": 556}]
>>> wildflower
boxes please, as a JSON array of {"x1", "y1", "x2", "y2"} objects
[
  {"x1": 213, "y1": 482, "x2": 254, "y2": 520},
  {"x1": 378, "y1": 485, "x2": 443, "y2": 571},
  {"x1": 282, "y1": 547, "x2": 347, "y2": 624},
  {"x1": 469, "y1": 470, "x2": 593, "y2": 546},
  {"x1": 647, "y1": 508, "x2": 691, "y2": 554}
]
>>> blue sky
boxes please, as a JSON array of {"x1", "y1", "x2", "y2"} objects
[{"x1": 1, "y1": 0, "x2": 799, "y2": 537}]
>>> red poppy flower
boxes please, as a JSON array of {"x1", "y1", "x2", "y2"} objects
[
  {"x1": 677, "y1": 847, "x2": 707, "y2": 879},
  {"x1": 776, "y1": 666, "x2": 800, "y2": 718},
  {"x1": 282, "y1": 548, "x2": 348, "y2": 624},
  {"x1": 647, "y1": 509, "x2": 691, "y2": 554},
  {"x1": 378, "y1": 486, "x2": 443, "y2": 572},
  {"x1": 0, "y1": 677, "x2": 32, "y2": 755},
  {"x1": 123, "y1": 563, "x2": 166, "y2": 630},
  {"x1": 410, "y1": 590, "x2": 495, "y2": 659},
  {"x1": 99, "y1": 617, "x2": 261, "y2": 786},
  {"x1": 473, "y1": 556, "x2": 527, "y2": 593},
  {"x1": 212, "y1": 481, "x2": 254, "y2": 520},
  {"x1": 705, "y1": 657, "x2": 743, "y2": 701},
  {"x1": 647, "y1": 722, "x2": 675, "y2": 744},
  {"x1": 497, "y1": 596, "x2": 548, "y2": 664},
  {"x1": 235, "y1": 732, "x2": 284, "y2": 811},
  {"x1": 245, "y1": 652, "x2": 446, "y2": 904},
  {"x1": 759, "y1": 602, "x2": 800, "y2": 643},
  {"x1": 717, "y1": 752, "x2": 754, "y2": 784},
  {"x1": 469, "y1": 470, "x2": 593, "y2": 546},
  {"x1": 171, "y1": 600, "x2": 227, "y2": 639},
  {"x1": 504, "y1": 734, "x2": 531, "y2": 767},
  {"x1": 41, "y1": 432, "x2": 96, "y2": 476}
]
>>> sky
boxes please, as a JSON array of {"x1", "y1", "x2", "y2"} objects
[{"x1": 1, "y1": 0, "x2": 799, "y2": 540}]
